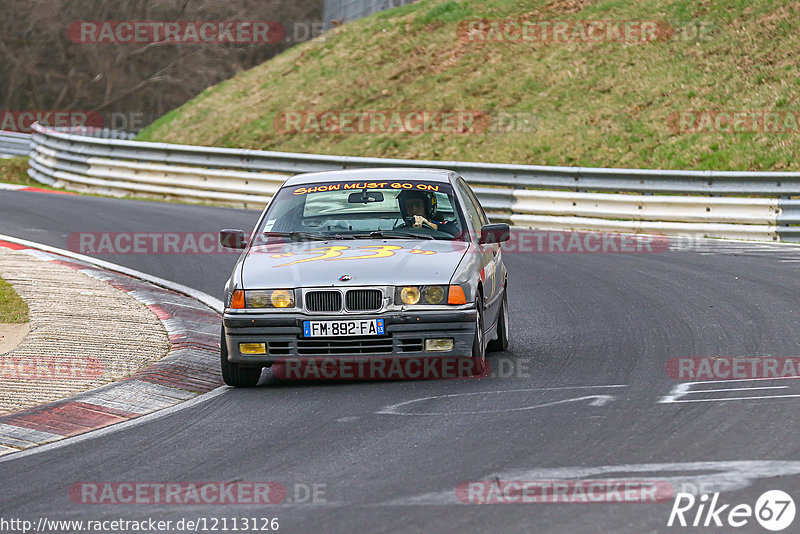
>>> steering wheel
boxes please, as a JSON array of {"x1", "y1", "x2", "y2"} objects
[{"x1": 401, "y1": 216, "x2": 438, "y2": 230}]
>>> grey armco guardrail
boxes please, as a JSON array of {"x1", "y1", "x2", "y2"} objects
[
  {"x1": 27, "y1": 122, "x2": 800, "y2": 242},
  {"x1": 0, "y1": 131, "x2": 32, "y2": 157}
]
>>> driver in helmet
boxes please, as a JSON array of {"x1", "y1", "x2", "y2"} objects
[
  {"x1": 398, "y1": 189, "x2": 440, "y2": 230},
  {"x1": 397, "y1": 189, "x2": 460, "y2": 236}
]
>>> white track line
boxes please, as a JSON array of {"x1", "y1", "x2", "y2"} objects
[
  {"x1": 0, "y1": 387, "x2": 228, "y2": 464},
  {"x1": 0, "y1": 233, "x2": 226, "y2": 462},
  {"x1": 0, "y1": 233, "x2": 222, "y2": 312}
]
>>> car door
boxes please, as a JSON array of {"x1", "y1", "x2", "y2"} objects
[{"x1": 454, "y1": 176, "x2": 502, "y2": 325}]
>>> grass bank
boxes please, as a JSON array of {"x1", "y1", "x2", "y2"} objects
[{"x1": 138, "y1": 0, "x2": 800, "y2": 171}]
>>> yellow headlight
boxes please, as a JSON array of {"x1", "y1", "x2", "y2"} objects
[
  {"x1": 400, "y1": 286, "x2": 421, "y2": 305},
  {"x1": 270, "y1": 289, "x2": 294, "y2": 308},
  {"x1": 247, "y1": 290, "x2": 270, "y2": 308},
  {"x1": 423, "y1": 286, "x2": 445, "y2": 305}
]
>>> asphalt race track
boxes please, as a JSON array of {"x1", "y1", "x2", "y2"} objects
[{"x1": 2, "y1": 189, "x2": 800, "y2": 533}]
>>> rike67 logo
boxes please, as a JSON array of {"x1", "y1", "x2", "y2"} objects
[{"x1": 668, "y1": 490, "x2": 795, "y2": 531}]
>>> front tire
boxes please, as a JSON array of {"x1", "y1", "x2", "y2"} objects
[
  {"x1": 471, "y1": 297, "x2": 488, "y2": 376},
  {"x1": 487, "y1": 285, "x2": 509, "y2": 353},
  {"x1": 220, "y1": 325, "x2": 262, "y2": 387}
]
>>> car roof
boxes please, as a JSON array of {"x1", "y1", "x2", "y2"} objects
[{"x1": 282, "y1": 167, "x2": 455, "y2": 186}]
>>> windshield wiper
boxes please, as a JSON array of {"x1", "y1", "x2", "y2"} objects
[
  {"x1": 367, "y1": 230, "x2": 436, "y2": 240},
  {"x1": 262, "y1": 231, "x2": 330, "y2": 241},
  {"x1": 268, "y1": 230, "x2": 439, "y2": 241}
]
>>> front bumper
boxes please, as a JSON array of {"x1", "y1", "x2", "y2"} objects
[{"x1": 223, "y1": 308, "x2": 477, "y2": 366}]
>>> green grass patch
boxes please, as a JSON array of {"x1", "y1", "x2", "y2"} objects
[
  {"x1": 0, "y1": 276, "x2": 28, "y2": 324},
  {"x1": 0, "y1": 157, "x2": 39, "y2": 187},
  {"x1": 135, "y1": 0, "x2": 800, "y2": 171}
]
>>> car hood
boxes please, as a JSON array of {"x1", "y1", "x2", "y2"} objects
[{"x1": 241, "y1": 239, "x2": 469, "y2": 288}]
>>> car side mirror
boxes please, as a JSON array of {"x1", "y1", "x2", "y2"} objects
[
  {"x1": 479, "y1": 223, "x2": 510, "y2": 245},
  {"x1": 219, "y1": 229, "x2": 247, "y2": 249}
]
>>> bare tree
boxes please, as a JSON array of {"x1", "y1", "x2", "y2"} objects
[{"x1": 0, "y1": 0, "x2": 323, "y2": 129}]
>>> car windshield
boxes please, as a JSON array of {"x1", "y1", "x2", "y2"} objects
[{"x1": 254, "y1": 179, "x2": 467, "y2": 242}]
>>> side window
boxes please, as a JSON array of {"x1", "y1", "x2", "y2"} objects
[
  {"x1": 455, "y1": 177, "x2": 483, "y2": 236},
  {"x1": 459, "y1": 177, "x2": 489, "y2": 226}
]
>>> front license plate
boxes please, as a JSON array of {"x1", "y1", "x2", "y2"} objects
[{"x1": 303, "y1": 319, "x2": 384, "y2": 337}]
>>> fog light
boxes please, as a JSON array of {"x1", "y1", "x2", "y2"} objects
[
  {"x1": 425, "y1": 338, "x2": 454, "y2": 352},
  {"x1": 239, "y1": 342, "x2": 267, "y2": 355}
]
